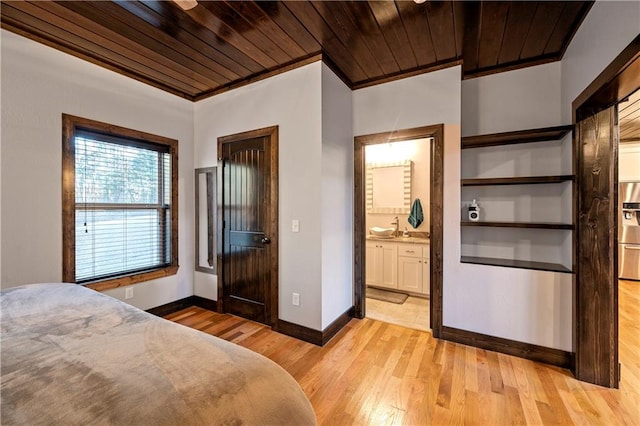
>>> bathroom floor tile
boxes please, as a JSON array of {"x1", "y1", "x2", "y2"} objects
[{"x1": 366, "y1": 295, "x2": 430, "y2": 332}]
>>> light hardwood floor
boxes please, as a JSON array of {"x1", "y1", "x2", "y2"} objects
[{"x1": 165, "y1": 280, "x2": 639, "y2": 425}]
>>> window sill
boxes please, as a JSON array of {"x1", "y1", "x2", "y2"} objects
[{"x1": 84, "y1": 265, "x2": 179, "y2": 292}]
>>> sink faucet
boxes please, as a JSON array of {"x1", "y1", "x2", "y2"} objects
[{"x1": 391, "y1": 216, "x2": 399, "y2": 237}]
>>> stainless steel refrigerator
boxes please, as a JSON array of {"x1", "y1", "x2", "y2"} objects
[{"x1": 619, "y1": 182, "x2": 640, "y2": 280}]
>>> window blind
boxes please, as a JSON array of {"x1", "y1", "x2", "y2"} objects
[{"x1": 74, "y1": 130, "x2": 171, "y2": 283}]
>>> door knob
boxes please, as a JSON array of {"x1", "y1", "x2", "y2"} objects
[{"x1": 261, "y1": 237, "x2": 271, "y2": 244}]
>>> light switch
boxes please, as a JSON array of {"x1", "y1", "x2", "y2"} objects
[{"x1": 292, "y1": 219, "x2": 300, "y2": 233}]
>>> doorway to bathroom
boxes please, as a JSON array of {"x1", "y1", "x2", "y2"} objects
[
  {"x1": 354, "y1": 125, "x2": 444, "y2": 337},
  {"x1": 364, "y1": 138, "x2": 431, "y2": 330}
]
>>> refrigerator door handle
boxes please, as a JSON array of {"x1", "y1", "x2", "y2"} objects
[{"x1": 624, "y1": 246, "x2": 640, "y2": 250}]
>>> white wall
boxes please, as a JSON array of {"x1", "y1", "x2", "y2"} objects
[
  {"x1": 353, "y1": 66, "x2": 462, "y2": 135},
  {"x1": 561, "y1": 1, "x2": 640, "y2": 123},
  {"x1": 462, "y1": 62, "x2": 562, "y2": 136},
  {"x1": 0, "y1": 30, "x2": 195, "y2": 310},
  {"x1": 194, "y1": 62, "x2": 324, "y2": 330},
  {"x1": 320, "y1": 63, "x2": 353, "y2": 329}
]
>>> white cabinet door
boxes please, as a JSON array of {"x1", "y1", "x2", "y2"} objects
[
  {"x1": 379, "y1": 242, "x2": 398, "y2": 289},
  {"x1": 398, "y1": 256, "x2": 422, "y2": 293},
  {"x1": 422, "y1": 245, "x2": 430, "y2": 296},
  {"x1": 365, "y1": 242, "x2": 379, "y2": 285},
  {"x1": 366, "y1": 241, "x2": 398, "y2": 289},
  {"x1": 422, "y1": 258, "x2": 430, "y2": 296}
]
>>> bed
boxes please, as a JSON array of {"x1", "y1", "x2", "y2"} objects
[{"x1": 1, "y1": 283, "x2": 316, "y2": 425}]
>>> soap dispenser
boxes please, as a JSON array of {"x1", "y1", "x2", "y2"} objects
[{"x1": 468, "y1": 199, "x2": 480, "y2": 222}]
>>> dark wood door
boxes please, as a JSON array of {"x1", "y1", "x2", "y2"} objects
[{"x1": 219, "y1": 128, "x2": 278, "y2": 326}]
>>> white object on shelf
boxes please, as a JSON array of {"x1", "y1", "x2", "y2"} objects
[{"x1": 468, "y1": 199, "x2": 480, "y2": 222}]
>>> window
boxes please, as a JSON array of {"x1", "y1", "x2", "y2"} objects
[{"x1": 62, "y1": 115, "x2": 178, "y2": 290}]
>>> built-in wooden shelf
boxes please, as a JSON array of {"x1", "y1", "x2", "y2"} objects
[
  {"x1": 461, "y1": 221, "x2": 574, "y2": 230},
  {"x1": 461, "y1": 175, "x2": 574, "y2": 186},
  {"x1": 461, "y1": 125, "x2": 573, "y2": 149},
  {"x1": 460, "y1": 256, "x2": 573, "y2": 274},
  {"x1": 461, "y1": 125, "x2": 574, "y2": 274}
]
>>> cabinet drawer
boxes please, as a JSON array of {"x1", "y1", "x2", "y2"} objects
[{"x1": 397, "y1": 244, "x2": 422, "y2": 258}]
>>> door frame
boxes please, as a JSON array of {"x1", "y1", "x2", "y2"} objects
[
  {"x1": 216, "y1": 125, "x2": 279, "y2": 327},
  {"x1": 354, "y1": 124, "x2": 444, "y2": 337},
  {"x1": 573, "y1": 35, "x2": 639, "y2": 387}
]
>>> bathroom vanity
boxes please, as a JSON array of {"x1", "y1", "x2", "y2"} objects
[{"x1": 366, "y1": 237, "x2": 430, "y2": 296}]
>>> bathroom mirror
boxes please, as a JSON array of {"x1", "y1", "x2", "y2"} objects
[
  {"x1": 366, "y1": 160, "x2": 412, "y2": 214},
  {"x1": 195, "y1": 167, "x2": 216, "y2": 274}
]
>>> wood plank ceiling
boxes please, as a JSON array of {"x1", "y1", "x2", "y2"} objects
[
  {"x1": 619, "y1": 88, "x2": 640, "y2": 143},
  {"x1": 1, "y1": 1, "x2": 593, "y2": 101}
]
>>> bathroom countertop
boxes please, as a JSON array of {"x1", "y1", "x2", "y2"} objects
[{"x1": 366, "y1": 235, "x2": 430, "y2": 244}]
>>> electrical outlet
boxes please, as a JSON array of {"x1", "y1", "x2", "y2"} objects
[
  {"x1": 292, "y1": 292, "x2": 300, "y2": 306},
  {"x1": 125, "y1": 287, "x2": 134, "y2": 300},
  {"x1": 292, "y1": 219, "x2": 300, "y2": 233}
]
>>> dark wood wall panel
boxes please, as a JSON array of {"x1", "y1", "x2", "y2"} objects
[
  {"x1": 1, "y1": 0, "x2": 593, "y2": 99},
  {"x1": 576, "y1": 107, "x2": 618, "y2": 388}
]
